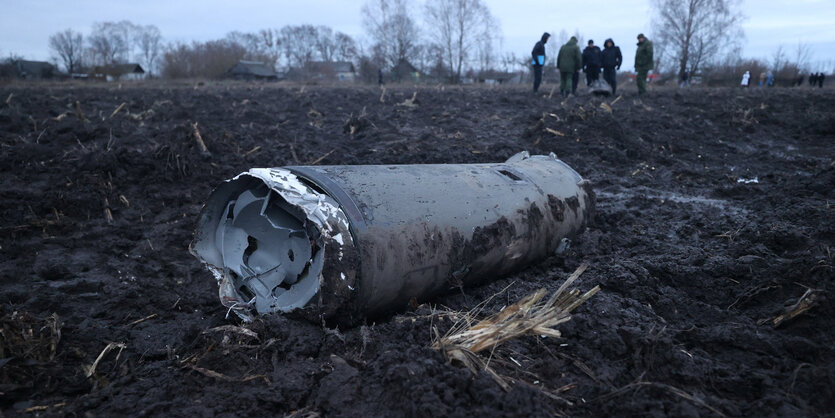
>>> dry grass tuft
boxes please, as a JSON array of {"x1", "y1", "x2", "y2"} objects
[
  {"x1": 431, "y1": 263, "x2": 598, "y2": 389},
  {"x1": 397, "y1": 91, "x2": 419, "y2": 108},
  {"x1": 84, "y1": 342, "x2": 126, "y2": 378},
  {"x1": 191, "y1": 121, "x2": 209, "y2": 153},
  {"x1": 0, "y1": 310, "x2": 62, "y2": 363},
  {"x1": 109, "y1": 102, "x2": 127, "y2": 119},
  {"x1": 769, "y1": 288, "x2": 820, "y2": 327}
]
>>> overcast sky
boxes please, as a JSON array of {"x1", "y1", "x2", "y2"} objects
[{"x1": 2, "y1": 0, "x2": 834, "y2": 71}]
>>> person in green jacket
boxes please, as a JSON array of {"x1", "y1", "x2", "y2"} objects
[
  {"x1": 635, "y1": 33, "x2": 653, "y2": 95},
  {"x1": 557, "y1": 36, "x2": 582, "y2": 98}
]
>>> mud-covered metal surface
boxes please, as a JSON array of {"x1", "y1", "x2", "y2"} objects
[{"x1": 193, "y1": 152, "x2": 593, "y2": 320}]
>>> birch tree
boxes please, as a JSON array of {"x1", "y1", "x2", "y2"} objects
[
  {"x1": 651, "y1": 0, "x2": 745, "y2": 80},
  {"x1": 88, "y1": 21, "x2": 136, "y2": 65},
  {"x1": 361, "y1": 0, "x2": 420, "y2": 69},
  {"x1": 135, "y1": 25, "x2": 162, "y2": 75},
  {"x1": 424, "y1": 0, "x2": 497, "y2": 82}
]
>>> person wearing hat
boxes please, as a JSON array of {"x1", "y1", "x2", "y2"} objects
[
  {"x1": 531, "y1": 32, "x2": 550, "y2": 93},
  {"x1": 634, "y1": 33, "x2": 653, "y2": 95},
  {"x1": 557, "y1": 36, "x2": 582, "y2": 98},
  {"x1": 582, "y1": 39, "x2": 602, "y2": 87}
]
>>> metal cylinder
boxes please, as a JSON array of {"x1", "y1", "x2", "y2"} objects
[{"x1": 190, "y1": 152, "x2": 594, "y2": 322}]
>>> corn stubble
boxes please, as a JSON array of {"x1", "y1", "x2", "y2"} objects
[{"x1": 432, "y1": 263, "x2": 599, "y2": 390}]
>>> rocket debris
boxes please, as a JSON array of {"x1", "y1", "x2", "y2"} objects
[
  {"x1": 589, "y1": 79, "x2": 612, "y2": 96},
  {"x1": 190, "y1": 152, "x2": 594, "y2": 322}
]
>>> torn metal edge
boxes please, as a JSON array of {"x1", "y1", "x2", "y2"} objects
[{"x1": 190, "y1": 167, "x2": 357, "y2": 321}]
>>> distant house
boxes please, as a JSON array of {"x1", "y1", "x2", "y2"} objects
[
  {"x1": 93, "y1": 64, "x2": 145, "y2": 81},
  {"x1": 330, "y1": 61, "x2": 355, "y2": 81},
  {"x1": 392, "y1": 60, "x2": 422, "y2": 82},
  {"x1": 306, "y1": 61, "x2": 356, "y2": 82},
  {"x1": 227, "y1": 60, "x2": 279, "y2": 81},
  {"x1": 13, "y1": 60, "x2": 56, "y2": 79}
]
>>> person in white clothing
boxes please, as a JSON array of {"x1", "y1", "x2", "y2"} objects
[{"x1": 741, "y1": 71, "x2": 750, "y2": 87}]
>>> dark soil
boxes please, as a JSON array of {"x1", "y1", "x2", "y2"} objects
[{"x1": 1, "y1": 82, "x2": 833, "y2": 417}]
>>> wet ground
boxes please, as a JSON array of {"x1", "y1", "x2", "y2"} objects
[{"x1": 0, "y1": 82, "x2": 833, "y2": 416}]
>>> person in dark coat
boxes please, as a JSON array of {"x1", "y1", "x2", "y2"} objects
[
  {"x1": 601, "y1": 38, "x2": 622, "y2": 94},
  {"x1": 810, "y1": 73, "x2": 817, "y2": 86},
  {"x1": 820, "y1": 72, "x2": 826, "y2": 88},
  {"x1": 680, "y1": 70, "x2": 689, "y2": 88},
  {"x1": 531, "y1": 32, "x2": 550, "y2": 93},
  {"x1": 582, "y1": 40, "x2": 602, "y2": 86}
]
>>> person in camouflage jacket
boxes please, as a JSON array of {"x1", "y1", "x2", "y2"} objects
[
  {"x1": 557, "y1": 36, "x2": 582, "y2": 98},
  {"x1": 634, "y1": 33, "x2": 653, "y2": 95}
]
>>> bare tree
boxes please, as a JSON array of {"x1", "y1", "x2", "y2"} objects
[
  {"x1": 652, "y1": 36, "x2": 671, "y2": 73},
  {"x1": 768, "y1": 44, "x2": 810, "y2": 84},
  {"x1": 259, "y1": 29, "x2": 283, "y2": 65},
  {"x1": 226, "y1": 30, "x2": 277, "y2": 66},
  {"x1": 226, "y1": 31, "x2": 260, "y2": 54},
  {"x1": 355, "y1": 40, "x2": 387, "y2": 81},
  {"x1": 333, "y1": 32, "x2": 357, "y2": 62},
  {"x1": 280, "y1": 25, "x2": 319, "y2": 68},
  {"x1": 361, "y1": 0, "x2": 420, "y2": 69},
  {"x1": 88, "y1": 21, "x2": 137, "y2": 65},
  {"x1": 49, "y1": 29, "x2": 84, "y2": 73},
  {"x1": 135, "y1": 25, "x2": 162, "y2": 75},
  {"x1": 424, "y1": 0, "x2": 498, "y2": 82},
  {"x1": 475, "y1": 13, "x2": 501, "y2": 72},
  {"x1": 498, "y1": 52, "x2": 521, "y2": 73},
  {"x1": 771, "y1": 45, "x2": 786, "y2": 71},
  {"x1": 651, "y1": 0, "x2": 745, "y2": 79},
  {"x1": 314, "y1": 26, "x2": 336, "y2": 62},
  {"x1": 794, "y1": 42, "x2": 812, "y2": 73}
]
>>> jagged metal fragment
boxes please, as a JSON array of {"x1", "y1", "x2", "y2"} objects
[
  {"x1": 191, "y1": 152, "x2": 594, "y2": 323},
  {"x1": 191, "y1": 168, "x2": 354, "y2": 321}
]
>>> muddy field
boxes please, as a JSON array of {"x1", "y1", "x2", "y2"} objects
[{"x1": 0, "y1": 81, "x2": 833, "y2": 416}]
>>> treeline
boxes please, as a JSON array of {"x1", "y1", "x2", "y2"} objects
[
  {"x1": 34, "y1": 0, "x2": 834, "y2": 83},
  {"x1": 48, "y1": 21, "x2": 162, "y2": 75},
  {"x1": 649, "y1": 0, "x2": 831, "y2": 86},
  {"x1": 658, "y1": 43, "x2": 828, "y2": 87},
  {"x1": 160, "y1": 26, "x2": 357, "y2": 79},
  {"x1": 40, "y1": 0, "x2": 521, "y2": 82}
]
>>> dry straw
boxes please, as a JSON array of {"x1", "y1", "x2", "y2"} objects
[{"x1": 431, "y1": 263, "x2": 599, "y2": 389}]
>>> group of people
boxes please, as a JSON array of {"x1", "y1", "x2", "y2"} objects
[
  {"x1": 532, "y1": 32, "x2": 653, "y2": 97},
  {"x1": 752, "y1": 71, "x2": 827, "y2": 88},
  {"x1": 534, "y1": 32, "x2": 828, "y2": 93},
  {"x1": 809, "y1": 72, "x2": 826, "y2": 88},
  {"x1": 758, "y1": 72, "x2": 775, "y2": 87}
]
